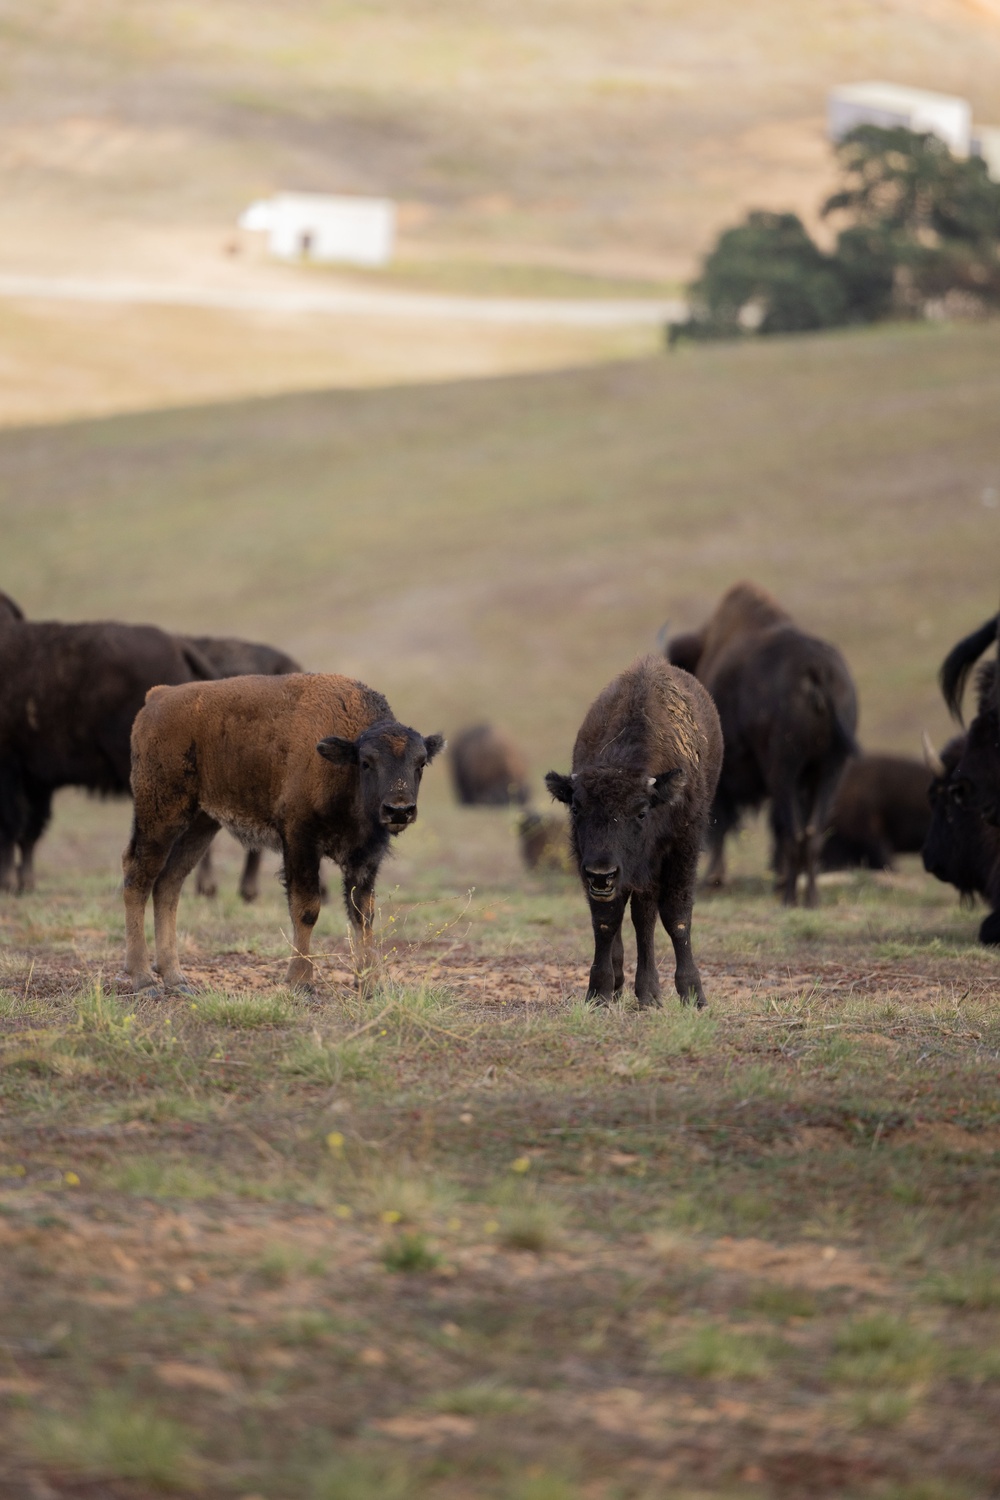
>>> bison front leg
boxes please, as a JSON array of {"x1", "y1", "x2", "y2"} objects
[
  {"x1": 630, "y1": 891, "x2": 661, "y2": 1008},
  {"x1": 282, "y1": 838, "x2": 324, "y2": 993},
  {"x1": 658, "y1": 852, "x2": 707, "y2": 1008},
  {"x1": 586, "y1": 895, "x2": 627, "y2": 1003},
  {"x1": 344, "y1": 863, "x2": 380, "y2": 997}
]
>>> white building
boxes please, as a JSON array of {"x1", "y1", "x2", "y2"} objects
[
  {"x1": 827, "y1": 82, "x2": 972, "y2": 156},
  {"x1": 239, "y1": 193, "x2": 396, "y2": 268}
]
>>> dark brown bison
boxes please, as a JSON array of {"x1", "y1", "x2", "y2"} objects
[
  {"x1": 518, "y1": 810, "x2": 572, "y2": 874},
  {"x1": 122, "y1": 673, "x2": 443, "y2": 995},
  {"x1": 179, "y1": 635, "x2": 303, "y2": 902},
  {"x1": 449, "y1": 724, "x2": 530, "y2": 806},
  {"x1": 546, "y1": 655, "x2": 723, "y2": 1008},
  {"x1": 939, "y1": 613, "x2": 1000, "y2": 828},
  {"x1": 921, "y1": 724, "x2": 1000, "y2": 946},
  {"x1": 667, "y1": 581, "x2": 858, "y2": 906},
  {"x1": 0, "y1": 592, "x2": 216, "y2": 894},
  {"x1": 820, "y1": 753, "x2": 933, "y2": 871}
]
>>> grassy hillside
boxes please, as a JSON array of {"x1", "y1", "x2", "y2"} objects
[
  {"x1": 3, "y1": 321, "x2": 999, "y2": 782},
  {"x1": 2, "y1": 0, "x2": 1000, "y2": 279}
]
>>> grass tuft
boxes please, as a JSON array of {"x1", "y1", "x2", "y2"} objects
[
  {"x1": 27, "y1": 1391, "x2": 194, "y2": 1488},
  {"x1": 380, "y1": 1230, "x2": 441, "y2": 1273},
  {"x1": 660, "y1": 1322, "x2": 775, "y2": 1380},
  {"x1": 192, "y1": 989, "x2": 295, "y2": 1028}
]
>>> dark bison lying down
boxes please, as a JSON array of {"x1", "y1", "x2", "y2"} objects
[
  {"x1": 547, "y1": 655, "x2": 722, "y2": 1008},
  {"x1": 449, "y1": 723, "x2": 530, "y2": 807},
  {"x1": 123, "y1": 673, "x2": 443, "y2": 995},
  {"x1": 922, "y1": 720, "x2": 1000, "y2": 946},
  {"x1": 820, "y1": 753, "x2": 932, "y2": 871},
  {"x1": 667, "y1": 581, "x2": 858, "y2": 906},
  {"x1": 0, "y1": 591, "x2": 216, "y2": 894}
]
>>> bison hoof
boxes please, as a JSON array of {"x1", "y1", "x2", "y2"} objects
[
  {"x1": 123, "y1": 973, "x2": 163, "y2": 997},
  {"x1": 239, "y1": 888, "x2": 258, "y2": 904}
]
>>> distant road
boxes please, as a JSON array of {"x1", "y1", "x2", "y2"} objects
[{"x1": 0, "y1": 271, "x2": 685, "y2": 328}]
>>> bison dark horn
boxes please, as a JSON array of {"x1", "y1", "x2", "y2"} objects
[
  {"x1": 921, "y1": 731, "x2": 945, "y2": 779},
  {"x1": 317, "y1": 735, "x2": 359, "y2": 765}
]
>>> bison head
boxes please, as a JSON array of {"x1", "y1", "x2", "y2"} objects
[
  {"x1": 921, "y1": 733, "x2": 993, "y2": 896},
  {"x1": 318, "y1": 723, "x2": 444, "y2": 833},
  {"x1": 545, "y1": 765, "x2": 683, "y2": 902},
  {"x1": 955, "y1": 708, "x2": 1000, "y2": 828}
]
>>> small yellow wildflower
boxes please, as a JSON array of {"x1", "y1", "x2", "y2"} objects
[
  {"x1": 334, "y1": 1204, "x2": 353, "y2": 1220},
  {"x1": 11, "y1": 1165, "x2": 26, "y2": 1178},
  {"x1": 484, "y1": 1219, "x2": 500, "y2": 1234},
  {"x1": 446, "y1": 1216, "x2": 462, "y2": 1232},
  {"x1": 510, "y1": 1156, "x2": 532, "y2": 1174},
  {"x1": 326, "y1": 1131, "x2": 345, "y2": 1154},
  {"x1": 64, "y1": 1171, "x2": 80, "y2": 1187},
  {"x1": 381, "y1": 1209, "x2": 402, "y2": 1225}
]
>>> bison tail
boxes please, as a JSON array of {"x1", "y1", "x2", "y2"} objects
[{"x1": 940, "y1": 614, "x2": 999, "y2": 724}]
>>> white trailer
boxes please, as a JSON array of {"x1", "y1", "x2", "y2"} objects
[
  {"x1": 827, "y1": 83, "x2": 972, "y2": 156},
  {"x1": 239, "y1": 194, "x2": 396, "y2": 268}
]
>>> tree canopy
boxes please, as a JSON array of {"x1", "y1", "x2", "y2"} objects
[{"x1": 672, "y1": 125, "x2": 1000, "y2": 341}]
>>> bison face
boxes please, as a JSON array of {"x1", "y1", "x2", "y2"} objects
[
  {"x1": 922, "y1": 734, "x2": 990, "y2": 895},
  {"x1": 318, "y1": 725, "x2": 444, "y2": 833},
  {"x1": 546, "y1": 766, "x2": 683, "y2": 901}
]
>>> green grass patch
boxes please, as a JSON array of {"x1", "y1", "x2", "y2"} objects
[{"x1": 26, "y1": 1391, "x2": 195, "y2": 1489}]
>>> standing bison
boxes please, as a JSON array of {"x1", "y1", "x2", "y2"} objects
[
  {"x1": 546, "y1": 656, "x2": 722, "y2": 1008},
  {"x1": 122, "y1": 673, "x2": 443, "y2": 995},
  {"x1": 178, "y1": 634, "x2": 303, "y2": 902},
  {"x1": 820, "y1": 753, "x2": 933, "y2": 871},
  {"x1": 449, "y1": 724, "x2": 530, "y2": 807},
  {"x1": 0, "y1": 592, "x2": 216, "y2": 894},
  {"x1": 666, "y1": 582, "x2": 858, "y2": 906}
]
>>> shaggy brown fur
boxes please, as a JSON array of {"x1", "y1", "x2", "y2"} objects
[
  {"x1": 449, "y1": 724, "x2": 531, "y2": 806},
  {"x1": 820, "y1": 753, "x2": 932, "y2": 871},
  {"x1": 122, "y1": 673, "x2": 442, "y2": 995},
  {"x1": 547, "y1": 656, "x2": 722, "y2": 1007},
  {"x1": 667, "y1": 581, "x2": 857, "y2": 906},
  {"x1": 178, "y1": 635, "x2": 303, "y2": 903}
]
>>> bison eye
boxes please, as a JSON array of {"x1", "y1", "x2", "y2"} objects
[
  {"x1": 361, "y1": 758, "x2": 374, "y2": 772},
  {"x1": 951, "y1": 782, "x2": 968, "y2": 806}
]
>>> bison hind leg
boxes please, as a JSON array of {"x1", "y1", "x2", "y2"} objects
[{"x1": 151, "y1": 812, "x2": 221, "y2": 993}]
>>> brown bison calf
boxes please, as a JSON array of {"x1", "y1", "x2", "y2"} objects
[
  {"x1": 546, "y1": 656, "x2": 723, "y2": 1008},
  {"x1": 820, "y1": 753, "x2": 932, "y2": 871},
  {"x1": 122, "y1": 674, "x2": 443, "y2": 996}
]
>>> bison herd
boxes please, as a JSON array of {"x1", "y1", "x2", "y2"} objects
[{"x1": 1, "y1": 583, "x2": 997, "y2": 1006}]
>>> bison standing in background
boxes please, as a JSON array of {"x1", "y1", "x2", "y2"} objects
[
  {"x1": 178, "y1": 634, "x2": 303, "y2": 902},
  {"x1": 123, "y1": 673, "x2": 443, "y2": 996},
  {"x1": 820, "y1": 753, "x2": 932, "y2": 871},
  {"x1": 921, "y1": 723, "x2": 1000, "y2": 946},
  {"x1": 666, "y1": 581, "x2": 858, "y2": 906},
  {"x1": 449, "y1": 723, "x2": 531, "y2": 807},
  {"x1": 0, "y1": 592, "x2": 216, "y2": 894},
  {"x1": 546, "y1": 655, "x2": 722, "y2": 1007}
]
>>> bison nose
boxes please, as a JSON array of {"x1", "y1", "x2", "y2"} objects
[
  {"x1": 382, "y1": 801, "x2": 417, "y2": 829},
  {"x1": 584, "y1": 865, "x2": 619, "y2": 902}
]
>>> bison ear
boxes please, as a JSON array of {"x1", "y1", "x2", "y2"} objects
[
  {"x1": 422, "y1": 733, "x2": 446, "y2": 763},
  {"x1": 648, "y1": 769, "x2": 684, "y2": 807},
  {"x1": 545, "y1": 771, "x2": 575, "y2": 805},
  {"x1": 317, "y1": 735, "x2": 359, "y2": 766}
]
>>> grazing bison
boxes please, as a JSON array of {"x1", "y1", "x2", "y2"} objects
[
  {"x1": 921, "y1": 726, "x2": 1000, "y2": 946},
  {"x1": 546, "y1": 655, "x2": 722, "y2": 1007},
  {"x1": 449, "y1": 724, "x2": 530, "y2": 807},
  {"x1": 820, "y1": 753, "x2": 933, "y2": 871},
  {"x1": 0, "y1": 593, "x2": 216, "y2": 893},
  {"x1": 179, "y1": 634, "x2": 303, "y2": 902},
  {"x1": 122, "y1": 673, "x2": 443, "y2": 995},
  {"x1": 667, "y1": 581, "x2": 858, "y2": 906},
  {"x1": 518, "y1": 810, "x2": 572, "y2": 874}
]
